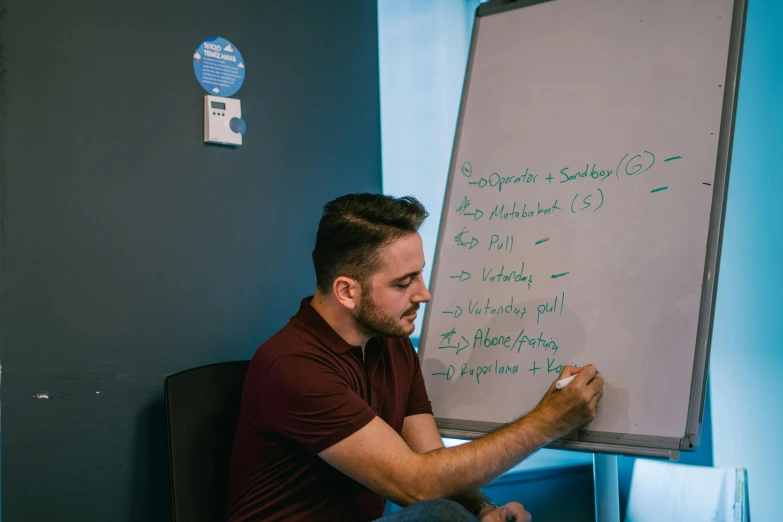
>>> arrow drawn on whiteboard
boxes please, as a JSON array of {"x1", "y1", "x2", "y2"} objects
[
  {"x1": 439, "y1": 336, "x2": 470, "y2": 355},
  {"x1": 463, "y1": 209, "x2": 484, "y2": 221},
  {"x1": 442, "y1": 306, "x2": 463, "y2": 318},
  {"x1": 432, "y1": 366, "x2": 456, "y2": 380},
  {"x1": 454, "y1": 227, "x2": 479, "y2": 249}
]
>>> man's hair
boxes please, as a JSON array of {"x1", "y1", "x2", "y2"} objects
[{"x1": 312, "y1": 193, "x2": 429, "y2": 293}]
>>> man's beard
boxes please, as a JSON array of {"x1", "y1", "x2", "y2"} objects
[{"x1": 355, "y1": 286, "x2": 418, "y2": 339}]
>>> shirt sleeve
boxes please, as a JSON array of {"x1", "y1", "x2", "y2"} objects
[
  {"x1": 405, "y1": 342, "x2": 434, "y2": 418},
  {"x1": 259, "y1": 353, "x2": 377, "y2": 454}
]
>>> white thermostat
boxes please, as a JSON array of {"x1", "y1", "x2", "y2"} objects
[{"x1": 204, "y1": 95, "x2": 245, "y2": 146}]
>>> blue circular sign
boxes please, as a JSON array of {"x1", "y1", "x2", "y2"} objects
[{"x1": 193, "y1": 37, "x2": 245, "y2": 97}]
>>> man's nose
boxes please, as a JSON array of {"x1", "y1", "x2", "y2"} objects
[{"x1": 414, "y1": 285, "x2": 432, "y2": 303}]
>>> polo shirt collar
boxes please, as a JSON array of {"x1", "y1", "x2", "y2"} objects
[{"x1": 296, "y1": 296, "x2": 363, "y2": 353}]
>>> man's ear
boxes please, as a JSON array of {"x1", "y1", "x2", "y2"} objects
[{"x1": 333, "y1": 276, "x2": 361, "y2": 310}]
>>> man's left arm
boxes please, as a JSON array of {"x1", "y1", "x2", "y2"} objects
[{"x1": 401, "y1": 414, "x2": 530, "y2": 521}]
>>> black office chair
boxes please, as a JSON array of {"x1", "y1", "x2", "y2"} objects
[{"x1": 164, "y1": 360, "x2": 251, "y2": 522}]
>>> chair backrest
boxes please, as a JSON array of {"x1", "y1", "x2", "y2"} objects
[{"x1": 165, "y1": 360, "x2": 251, "y2": 522}]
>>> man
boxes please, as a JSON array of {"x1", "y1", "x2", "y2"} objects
[{"x1": 225, "y1": 193, "x2": 604, "y2": 521}]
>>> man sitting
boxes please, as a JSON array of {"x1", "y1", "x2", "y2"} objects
[{"x1": 225, "y1": 193, "x2": 603, "y2": 521}]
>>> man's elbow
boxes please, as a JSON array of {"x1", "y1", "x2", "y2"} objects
[
  {"x1": 389, "y1": 476, "x2": 434, "y2": 506},
  {"x1": 392, "y1": 459, "x2": 449, "y2": 505},
  {"x1": 393, "y1": 487, "x2": 440, "y2": 507},
  {"x1": 396, "y1": 483, "x2": 459, "y2": 506},
  {"x1": 399, "y1": 487, "x2": 436, "y2": 505}
]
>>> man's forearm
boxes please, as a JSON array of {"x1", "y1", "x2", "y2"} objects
[{"x1": 415, "y1": 411, "x2": 556, "y2": 500}]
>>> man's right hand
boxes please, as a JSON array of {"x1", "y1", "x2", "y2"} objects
[{"x1": 528, "y1": 364, "x2": 604, "y2": 440}]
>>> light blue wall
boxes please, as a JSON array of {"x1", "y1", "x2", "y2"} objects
[
  {"x1": 378, "y1": 0, "x2": 481, "y2": 336},
  {"x1": 710, "y1": 1, "x2": 783, "y2": 520}
]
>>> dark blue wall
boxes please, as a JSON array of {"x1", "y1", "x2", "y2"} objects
[{"x1": 0, "y1": 1, "x2": 381, "y2": 520}]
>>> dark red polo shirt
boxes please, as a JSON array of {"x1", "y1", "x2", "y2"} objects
[{"x1": 225, "y1": 297, "x2": 433, "y2": 522}]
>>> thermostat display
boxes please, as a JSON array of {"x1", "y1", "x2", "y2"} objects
[{"x1": 204, "y1": 95, "x2": 244, "y2": 146}]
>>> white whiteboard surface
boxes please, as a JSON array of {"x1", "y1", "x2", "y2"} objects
[{"x1": 419, "y1": 0, "x2": 745, "y2": 455}]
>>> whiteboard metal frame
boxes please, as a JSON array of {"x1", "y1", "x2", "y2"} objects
[{"x1": 418, "y1": 0, "x2": 747, "y2": 460}]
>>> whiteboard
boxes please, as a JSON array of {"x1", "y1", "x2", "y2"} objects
[{"x1": 418, "y1": 0, "x2": 746, "y2": 458}]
